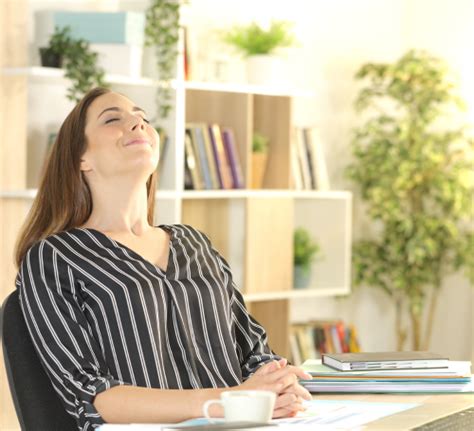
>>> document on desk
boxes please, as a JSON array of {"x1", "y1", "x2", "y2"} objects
[
  {"x1": 275, "y1": 399, "x2": 419, "y2": 428},
  {"x1": 99, "y1": 400, "x2": 419, "y2": 430}
]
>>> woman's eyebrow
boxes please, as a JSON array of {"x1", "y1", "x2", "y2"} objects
[{"x1": 97, "y1": 106, "x2": 146, "y2": 119}]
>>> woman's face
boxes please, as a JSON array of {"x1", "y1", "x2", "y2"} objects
[{"x1": 81, "y1": 91, "x2": 160, "y2": 182}]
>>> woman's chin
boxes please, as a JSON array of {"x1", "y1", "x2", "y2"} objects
[{"x1": 119, "y1": 158, "x2": 159, "y2": 178}]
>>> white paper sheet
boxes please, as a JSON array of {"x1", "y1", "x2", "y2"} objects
[
  {"x1": 274, "y1": 399, "x2": 419, "y2": 428},
  {"x1": 99, "y1": 399, "x2": 419, "y2": 430}
]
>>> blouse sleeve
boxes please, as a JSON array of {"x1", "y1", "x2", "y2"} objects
[
  {"x1": 199, "y1": 230, "x2": 282, "y2": 379},
  {"x1": 17, "y1": 239, "x2": 129, "y2": 430}
]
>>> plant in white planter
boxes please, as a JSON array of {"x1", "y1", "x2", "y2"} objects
[
  {"x1": 293, "y1": 228, "x2": 321, "y2": 289},
  {"x1": 222, "y1": 20, "x2": 295, "y2": 85},
  {"x1": 251, "y1": 131, "x2": 269, "y2": 189}
]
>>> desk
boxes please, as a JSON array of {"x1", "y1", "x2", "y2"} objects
[
  {"x1": 99, "y1": 393, "x2": 474, "y2": 430},
  {"x1": 312, "y1": 393, "x2": 474, "y2": 429}
]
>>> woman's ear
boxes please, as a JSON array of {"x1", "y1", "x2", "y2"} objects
[{"x1": 80, "y1": 157, "x2": 92, "y2": 172}]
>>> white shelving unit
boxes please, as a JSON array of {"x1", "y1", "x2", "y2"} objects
[{"x1": 3, "y1": 63, "x2": 351, "y2": 358}]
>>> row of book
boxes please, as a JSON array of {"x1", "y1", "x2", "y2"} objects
[
  {"x1": 292, "y1": 128, "x2": 330, "y2": 191},
  {"x1": 290, "y1": 320, "x2": 360, "y2": 366},
  {"x1": 185, "y1": 123, "x2": 244, "y2": 190}
]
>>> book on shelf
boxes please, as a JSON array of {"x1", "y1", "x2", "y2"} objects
[
  {"x1": 294, "y1": 127, "x2": 312, "y2": 190},
  {"x1": 198, "y1": 123, "x2": 220, "y2": 189},
  {"x1": 183, "y1": 26, "x2": 191, "y2": 80},
  {"x1": 291, "y1": 127, "x2": 331, "y2": 191},
  {"x1": 290, "y1": 320, "x2": 360, "y2": 366},
  {"x1": 184, "y1": 123, "x2": 243, "y2": 190},
  {"x1": 322, "y1": 351, "x2": 450, "y2": 372},
  {"x1": 290, "y1": 139, "x2": 303, "y2": 190},
  {"x1": 186, "y1": 124, "x2": 213, "y2": 189},
  {"x1": 184, "y1": 131, "x2": 202, "y2": 190},
  {"x1": 306, "y1": 128, "x2": 330, "y2": 191},
  {"x1": 209, "y1": 124, "x2": 233, "y2": 189},
  {"x1": 222, "y1": 128, "x2": 244, "y2": 189}
]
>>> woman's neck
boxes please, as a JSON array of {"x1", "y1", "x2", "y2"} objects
[{"x1": 81, "y1": 178, "x2": 151, "y2": 236}]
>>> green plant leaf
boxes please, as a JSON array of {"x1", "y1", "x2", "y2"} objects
[{"x1": 222, "y1": 20, "x2": 295, "y2": 57}]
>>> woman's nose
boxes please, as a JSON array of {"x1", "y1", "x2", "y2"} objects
[{"x1": 130, "y1": 115, "x2": 145, "y2": 131}]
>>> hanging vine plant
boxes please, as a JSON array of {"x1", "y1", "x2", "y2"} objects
[
  {"x1": 40, "y1": 26, "x2": 108, "y2": 102},
  {"x1": 145, "y1": 0, "x2": 181, "y2": 122}
]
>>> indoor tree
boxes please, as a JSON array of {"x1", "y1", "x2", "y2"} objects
[{"x1": 347, "y1": 50, "x2": 474, "y2": 350}]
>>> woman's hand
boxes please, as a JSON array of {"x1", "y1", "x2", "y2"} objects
[{"x1": 240, "y1": 358, "x2": 312, "y2": 418}]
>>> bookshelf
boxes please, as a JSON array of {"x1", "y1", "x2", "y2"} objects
[
  {"x1": 2, "y1": 68, "x2": 353, "y2": 352},
  {"x1": 0, "y1": 2, "x2": 351, "y2": 428}
]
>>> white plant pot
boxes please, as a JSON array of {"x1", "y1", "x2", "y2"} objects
[{"x1": 246, "y1": 55, "x2": 284, "y2": 86}]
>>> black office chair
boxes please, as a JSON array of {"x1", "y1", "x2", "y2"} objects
[{"x1": 1, "y1": 290, "x2": 77, "y2": 430}]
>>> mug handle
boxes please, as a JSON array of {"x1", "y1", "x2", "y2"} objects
[{"x1": 203, "y1": 398, "x2": 223, "y2": 422}]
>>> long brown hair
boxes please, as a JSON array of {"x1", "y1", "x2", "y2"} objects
[{"x1": 15, "y1": 87, "x2": 157, "y2": 267}]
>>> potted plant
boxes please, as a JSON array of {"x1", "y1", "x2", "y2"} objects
[
  {"x1": 251, "y1": 131, "x2": 269, "y2": 189},
  {"x1": 222, "y1": 20, "x2": 295, "y2": 85},
  {"x1": 293, "y1": 227, "x2": 321, "y2": 288},
  {"x1": 39, "y1": 26, "x2": 108, "y2": 102},
  {"x1": 39, "y1": 26, "x2": 70, "y2": 68},
  {"x1": 144, "y1": 0, "x2": 181, "y2": 122},
  {"x1": 347, "y1": 50, "x2": 474, "y2": 350}
]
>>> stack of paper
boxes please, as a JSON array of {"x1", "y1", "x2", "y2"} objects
[{"x1": 300, "y1": 359, "x2": 473, "y2": 393}]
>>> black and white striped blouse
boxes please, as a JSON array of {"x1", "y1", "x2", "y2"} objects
[{"x1": 16, "y1": 224, "x2": 278, "y2": 430}]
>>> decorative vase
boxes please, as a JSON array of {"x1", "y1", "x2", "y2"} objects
[
  {"x1": 251, "y1": 152, "x2": 268, "y2": 189},
  {"x1": 246, "y1": 54, "x2": 283, "y2": 86},
  {"x1": 293, "y1": 265, "x2": 311, "y2": 289}
]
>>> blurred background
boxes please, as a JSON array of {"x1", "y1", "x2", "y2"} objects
[{"x1": 1, "y1": 1, "x2": 473, "y2": 428}]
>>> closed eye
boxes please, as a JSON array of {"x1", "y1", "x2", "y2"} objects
[{"x1": 105, "y1": 117, "x2": 149, "y2": 124}]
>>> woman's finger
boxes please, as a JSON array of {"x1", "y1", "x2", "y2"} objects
[
  {"x1": 254, "y1": 360, "x2": 282, "y2": 376},
  {"x1": 273, "y1": 402, "x2": 306, "y2": 419},
  {"x1": 265, "y1": 364, "x2": 312, "y2": 382},
  {"x1": 274, "y1": 392, "x2": 299, "y2": 409},
  {"x1": 282, "y1": 382, "x2": 312, "y2": 400},
  {"x1": 275, "y1": 372, "x2": 298, "y2": 392}
]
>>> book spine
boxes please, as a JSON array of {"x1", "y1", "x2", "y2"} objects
[
  {"x1": 184, "y1": 131, "x2": 201, "y2": 190},
  {"x1": 208, "y1": 125, "x2": 224, "y2": 189},
  {"x1": 222, "y1": 128, "x2": 244, "y2": 189},
  {"x1": 308, "y1": 128, "x2": 330, "y2": 191},
  {"x1": 303, "y1": 128, "x2": 317, "y2": 189},
  {"x1": 192, "y1": 126, "x2": 213, "y2": 189},
  {"x1": 295, "y1": 127, "x2": 312, "y2": 189},
  {"x1": 209, "y1": 124, "x2": 233, "y2": 189}
]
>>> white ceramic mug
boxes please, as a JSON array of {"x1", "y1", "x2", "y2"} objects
[{"x1": 203, "y1": 390, "x2": 276, "y2": 423}]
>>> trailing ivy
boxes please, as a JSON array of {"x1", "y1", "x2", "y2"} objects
[
  {"x1": 41, "y1": 26, "x2": 108, "y2": 102},
  {"x1": 145, "y1": 0, "x2": 181, "y2": 122}
]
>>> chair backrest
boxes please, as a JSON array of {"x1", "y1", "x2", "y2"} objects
[{"x1": 1, "y1": 290, "x2": 77, "y2": 430}]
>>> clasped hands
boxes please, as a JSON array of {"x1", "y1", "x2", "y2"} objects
[{"x1": 240, "y1": 358, "x2": 312, "y2": 418}]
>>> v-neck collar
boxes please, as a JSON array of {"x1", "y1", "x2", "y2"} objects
[{"x1": 74, "y1": 224, "x2": 175, "y2": 276}]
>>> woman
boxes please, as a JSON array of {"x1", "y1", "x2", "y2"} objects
[{"x1": 15, "y1": 87, "x2": 312, "y2": 430}]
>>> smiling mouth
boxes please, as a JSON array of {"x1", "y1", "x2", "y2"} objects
[{"x1": 125, "y1": 139, "x2": 151, "y2": 146}]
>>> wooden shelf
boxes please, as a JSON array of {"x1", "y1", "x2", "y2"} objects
[
  {"x1": 2, "y1": 67, "x2": 313, "y2": 97},
  {"x1": 243, "y1": 287, "x2": 350, "y2": 302},
  {"x1": 1, "y1": 188, "x2": 352, "y2": 200}
]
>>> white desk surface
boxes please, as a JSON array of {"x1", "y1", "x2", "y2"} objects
[{"x1": 312, "y1": 393, "x2": 474, "y2": 429}]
